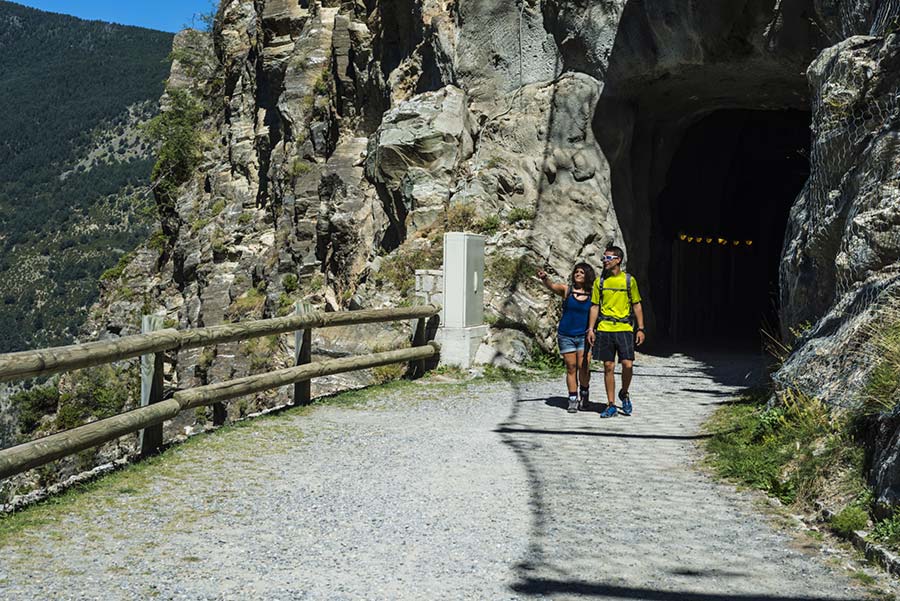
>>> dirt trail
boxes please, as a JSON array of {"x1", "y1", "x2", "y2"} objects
[{"x1": 0, "y1": 353, "x2": 882, "y2": 600}]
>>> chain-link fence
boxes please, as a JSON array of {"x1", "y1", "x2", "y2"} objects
[{"x1": 776, "y1": 6, "x2": 900, "y2": 407}]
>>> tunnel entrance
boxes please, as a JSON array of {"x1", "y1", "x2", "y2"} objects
[{"x1": 650, "y1": 109, "x2": 811, "y2": 347}]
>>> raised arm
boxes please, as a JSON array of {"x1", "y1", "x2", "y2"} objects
[{"x1": 536, "y1": 269, "x2": 568, "y2": 297}]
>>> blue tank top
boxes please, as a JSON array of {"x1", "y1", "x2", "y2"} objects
[{"x1": 558, "y1": 288, "x2": 592, "y2": 336}]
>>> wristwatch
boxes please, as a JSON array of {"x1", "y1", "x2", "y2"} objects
[{"x1": 637, "y1": 328, "x2": 645, "y2": 332}]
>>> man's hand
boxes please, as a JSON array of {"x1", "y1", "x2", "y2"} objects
[
  {"x1": 536, "y1": 269, "x2": 547, "y2": 281},
  {"x1": 587, "y1": 329, "x2": 595, "y2": 346},
  {"x1": 636, "y1": 330, "x2": 645, "y2": 346}
]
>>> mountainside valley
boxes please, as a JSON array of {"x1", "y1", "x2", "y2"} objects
[{"x1": 0, "y1": 1, "x2": 173, "y2": 353}]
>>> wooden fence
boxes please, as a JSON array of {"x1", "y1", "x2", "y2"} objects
[{"x1": 0, "y1": 303, "x2": 441, "y2": 481}]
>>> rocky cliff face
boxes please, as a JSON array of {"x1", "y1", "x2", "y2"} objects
[{"x1": 50, "y1": 1, "x2": 900, "y2": 504}]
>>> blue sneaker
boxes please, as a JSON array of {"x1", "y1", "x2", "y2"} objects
[
  {"x1": 619, "y1": 390, "x2": 632, "y2": 416},
  {"x1": 600, "y1": 405, "x2": 617, "y2": 418}
]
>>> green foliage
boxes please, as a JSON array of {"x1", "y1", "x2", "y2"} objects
[
  {"x1": 861, "y1": 315, "x2": 900, "y2": 416},
  {"x1": 10, "y1": 385, "x2": 60, "y2": 437},
  {"x1": 486, "y1": 255, "x2": 540, "y2": 287},
  {"x1": 871, "y1": 513, "x2": 900, "y2": 550},
  {"x1": 226, "y1": 287, "x2": 266, "y2": 320},
  {"x1": 54, "y1": 365, "x2": 138, "y2": 431},
  {"x1": 705, "y1": 387, "x2": 866, "y2": 506},
  {"x1": 525, "y1": 344, "x2": 564, "y2": 373},
  {"x1": 99, "y1": 252, "x2": 134, "y2": 282},
  {"x1": 0, "y1": 4, "x2": 171, "y2": 352},
  {"x1": 477, "y1": 215, "x2": 501, "y2": 235},
  {"x1": 376, "y1": 243, "x2": 442, "y2": 297},
  {"x1": 144, "y1": 88, "x2": 204, "y2": 204},
  {"x1": 282, "y1": 274, "x2": 299, "y2": 293},
  {"x1": 506, "y1": 207, "x2": 535, "y2": 223},
  {"x1": 210, "y1": 199, "x2": 226, "y2": 217},
  {"x1": 289, "y1": 158, "x2": 312, "y2": 177},
  {"x1": 830, "y1": 505, "x2": 868, "y2": 536},
  {"x1": 238, "y1": 211, "x2": 254, "y2": 225}
]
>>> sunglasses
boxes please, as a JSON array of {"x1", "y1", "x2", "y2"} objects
[{"x1": 602, "y1": 255, "x2": 619, "y2": 261}]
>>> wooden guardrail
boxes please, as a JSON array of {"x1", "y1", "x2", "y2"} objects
[{"x1": 0, "y1": 304, "x2": 441, "y2": 481}]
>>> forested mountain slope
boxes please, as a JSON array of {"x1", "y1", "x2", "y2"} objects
[{"x1": 0, "y1": 1, "x2": 173, "y2": 351}]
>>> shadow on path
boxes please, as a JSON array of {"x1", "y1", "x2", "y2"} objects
[{"x1": 495, "y1": 351, "x2": 866, "y2": 601}]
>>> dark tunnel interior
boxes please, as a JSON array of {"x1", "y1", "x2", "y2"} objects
[{"x1": 650, "y1": 109, "x2": 811, "y2": 348}]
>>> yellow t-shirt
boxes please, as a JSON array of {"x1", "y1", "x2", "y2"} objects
[{"x1": 592, "y1": 272, "x2": 642, "y2": 332}]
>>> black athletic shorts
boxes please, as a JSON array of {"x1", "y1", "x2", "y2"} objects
[{"x1": 592, "y1": 330, "x2": 635, "y2": 363}]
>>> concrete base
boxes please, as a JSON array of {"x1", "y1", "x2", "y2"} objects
[{"x1": 437, "y1": 325, "x2": 489, "y2": 369}]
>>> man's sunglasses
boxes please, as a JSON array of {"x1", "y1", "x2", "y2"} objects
[{"x1": 602, "y1": 255, "x2": 619, "y2": 261}]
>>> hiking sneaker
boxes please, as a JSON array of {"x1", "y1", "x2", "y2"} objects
[
  {"x1": 619, "y1": 389, "x2": 633, "y2": 416},
  {"x1": 579, "y1": 387, "x2": 589, "y2": 410},
  {"x1": 567, "y1": 398, "x2": 579, "y2": 413},
  {"x1": 600, "y1": 405, "x2": 618, "y2": 418}
]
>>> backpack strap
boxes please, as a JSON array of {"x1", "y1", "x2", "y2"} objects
[{"x1": 626, "y1": 273, "x2": 633, "y2": 318}]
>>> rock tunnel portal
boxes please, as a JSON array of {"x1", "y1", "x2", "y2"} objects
[{"x1": 649, "y1": 110, "x2": 811, "y2": 347}]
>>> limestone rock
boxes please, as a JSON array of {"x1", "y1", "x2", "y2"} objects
[{"x1": 366, "y1": 85, "x2": 476, "y2": 234}]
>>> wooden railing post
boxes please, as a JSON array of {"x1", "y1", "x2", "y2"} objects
[
  {"x1": 293, "y1": 301, "x2": 312, "y2": 405},
  {"x1": 139, "y1": 315, "x2": 165, "y2": 456},
  {"x1": 409, "y1": 298, "x2": 427, "y2": 379}
]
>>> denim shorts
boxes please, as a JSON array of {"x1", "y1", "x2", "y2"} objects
[{"x1": 557, "y1": 333, "x2": 587, "y2": 355}]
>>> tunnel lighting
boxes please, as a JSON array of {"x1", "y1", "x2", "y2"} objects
[
  {"x1": 718, "y1": 238, "x2": 727, "y2": 245},
  {"x1": 679, "y1": 233, "x2": 687, "y2": 241},
  {"x1": 745, "y1": 240, "x2": 753, "y2": 246},
  {"x1": 705, "y1": 238, "x2": 713, "y2": 244},
  {"x1": 732, "y1": 240, "x2": 740, "y2": 246},
  {"x1": 686, "y1": 236, "x2": 694, "y2": 242},
  {"x1": 695, "y1": 237, "x2": 703, "y2": 243}
]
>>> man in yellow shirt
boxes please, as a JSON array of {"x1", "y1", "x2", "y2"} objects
[{"x1": 586, "y1": 246, "x2": 645, "y2": 418}]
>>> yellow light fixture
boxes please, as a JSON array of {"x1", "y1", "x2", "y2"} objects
[
  {"x1": 717, "y1": 238, "x2": 727, "y2": 245},
  {"x1": 705, "y1": 238, "x2": 713, "y2": 244},
  {"x1": 745, "y1": 240, "x2": 753, "y2": 246},
  {"x1": 679, "y1": 233, "x2": 687, "y2": 241},
  {"x1": 686, "y1": 236, "x2": 694, "y2": 242},
  {"x1": 732, "y1": 240, "x2": 740, "y2": 246},
  {"x1": 695, "y1": 237, "x2": 703, "y2": 243}
]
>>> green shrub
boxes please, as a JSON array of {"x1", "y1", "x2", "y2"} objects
[
  {"x1": 226, "y1": 287, "x2": 266, "y2": 320},
  {"x1": 99, "y1": 252, "x2": 134, "y2": 282},
  {"x1": 210, "y1": 199, "x2": 226, "y2": 216},
  {"x1": 871, "y1": 513, "x2": 900, "y2": 550},
  {"x1": 11, "y1": 385, "x2": 60, "y2": 437},
  {"x1": 506, "y1": 207, "x2": 535, "y2": 223},
  {"x1": 485, "y1": 255, "x2": 539, "y2": 287},
  {"x1": 238, "y1": 211, "x2": 253, "y2": 225},
  {"x1": 830, "y1": 505, "x2": 868, "y2": 536},
  {"x1": 377, "y1": 243, "x2": 442, "y2": 297},
  {"x1": 144, "y1": 88, "x2": 204, "y2": 206},
  {"x1": 282, "y1": 274, "x2": 299, "y2": 293},
  {"x1": 477, "y1": 215, "x2": 501, "y2": 235},
  {"x1": 55, "y1": 365, "x2": 136, "y2": 431}
]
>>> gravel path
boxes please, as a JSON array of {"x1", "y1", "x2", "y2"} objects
[{"x1": 0, "y1": 352, "x2": 881, "y2": 600}]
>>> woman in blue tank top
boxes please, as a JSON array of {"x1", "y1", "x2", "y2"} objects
[{"x1": 537, "y1": 262, "x2": 595, "y2": 413}]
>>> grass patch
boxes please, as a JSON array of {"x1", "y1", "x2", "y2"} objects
[
  {"x1": 861, "y1": 315, "x2": 900, "y2": 415},
  {"x1": 704, "y1": 387, "x2": 866, "y2": 507},
  {"x1": 226, "y1": 286, "x2": 266, "y2": 320}
]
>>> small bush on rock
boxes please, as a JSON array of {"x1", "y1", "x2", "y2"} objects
[{"x1": 830, "y1": 505, "x2": 868, "y2": 536}]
